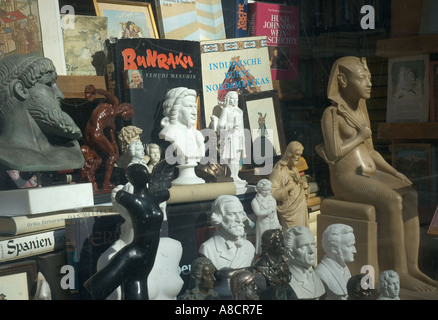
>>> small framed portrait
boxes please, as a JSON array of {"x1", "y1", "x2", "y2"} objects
[
  {"x1": 239, "y1": 90, "x2": 286, "y2": 164},
  {"x1": 0, "y1": 260, "x2": 37, "y2": 300},
  {"x1": 93, "y1": 0, "x2": 159, "y2": 39}
]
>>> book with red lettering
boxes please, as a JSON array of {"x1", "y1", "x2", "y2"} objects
[
  {"x1": 247, "y1": 2, "x2": 300, "y2": 80},
  {"x1": 104, "y1": 38, "x2": 203, "y2": 147}
]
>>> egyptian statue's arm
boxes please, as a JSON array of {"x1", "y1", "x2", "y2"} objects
[{"x1": 321, "y1": 107, "x2": 372, "y2": 162}]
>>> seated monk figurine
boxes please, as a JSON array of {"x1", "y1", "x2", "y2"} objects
[{"x1": 0, "y1": 54, "x2": 84, "y2": 171}]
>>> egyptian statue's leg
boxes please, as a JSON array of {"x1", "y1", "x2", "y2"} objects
[{"x1": 400, "y1": 186, "x2": 438, "y2": 288}]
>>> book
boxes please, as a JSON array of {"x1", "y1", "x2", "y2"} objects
[
  {"x1": 307, "y1": 196, "x2": 323, "y2": 208},
  {"x1": 221, "y1": 0, "x2": 248, "y2": 38},
  {"x1": 65, "y1": 214, "x2": 123, "y2": 299},
  {"x1": 104, "y1": 37, "x2": 203, "y2": 146},
  {"x1": 247, "y1": 2, "x2": 300, "y2": 80},
  {"x1": 0, "y1": 205, "x2": 117, "y2": 236},
  {"x1": 61, "y1": 14, "x2": 108, "y2": 75},
  {"x1": 0, "y1": 228, "x2": 65, "y2": 263},
  {"x1": 308, "y1": 204, "x2": 321, "y2": 213},
  {"x1": 200, "y1": 36, "x2": 273, "y2": 128},
  {"x1": 154, "y1": 0, "x2": 225, "y2": 41}
]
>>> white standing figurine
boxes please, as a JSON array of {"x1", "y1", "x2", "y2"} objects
[
  {"x1": 199, "y1": 195, "x2": 255, "y2": 299},
  {"x1": 251, "y1": 179, "x2": 281, "y2": 255},
  {"x1": 377, "y1": 270, "x2": 400, "y2": 300},
  {"x1": 315, "y1": 223, "x2": 356, "y2": 300},
  {"x1": 217, "y1": 91, "x2": 247, "y2": 186},
  {"x1": 284, "y1": 225, "x2": 325, "y2": 299},
  {"x1": 159, "y1": 87, "x2": 205, "y2": 185}
]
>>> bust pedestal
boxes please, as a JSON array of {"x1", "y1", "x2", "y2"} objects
[{"x1": 172, "y1": 163, "x2": 205, "y2": 186}]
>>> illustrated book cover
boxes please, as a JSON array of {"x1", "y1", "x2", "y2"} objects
[
  {"x1": 200, "y1": 36, "x2": 273, "y2": 129},
  {"x1": 387, "y1": 54, "x2": 430, "y2": 123},
  {"x1": 154, "y1": 0, "x2": 225, "y2": 41},
  {"x1": 104, "y1": 37, "x2": 203, "y2": 147},
  {"x1": 221, "y1": 0, "x2": 248, "y2": 39},
  {"x1": 247, "y1": 2, "x2": 300, "y2": 81},
  {"x1": 61, "y1": 14, "x2": 108, "y2": 76}
]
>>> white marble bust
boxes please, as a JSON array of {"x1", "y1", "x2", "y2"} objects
[
  {"x1": 284, "y1": 225, "x2": 325, "y2": 300},
  {"x1": 315, "y1": 223, "x2": 356, "y2": 300},
  {"x1": 199, "y1": 195, "x2": 255, "y2": 298},
  {"x1": 159, "y1": 87, "x2": 205, "y2": 185},
  {"x1": 377, "y1": 270, "x2": 400, "y2": 300}
]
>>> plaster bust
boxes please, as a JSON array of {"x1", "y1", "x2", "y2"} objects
[
  {"x1": 199, "y1": 195, "x2": 255, "y2": 298},
  {"x1": 377, "y1": 270, "x2": 400, "y2": 300},
  {"x1": 284, "y1": 225, "x2": 325, "y2": 299},
  {"x1": 315, "y1": 223, "x2": 356, "y2": 300},
  {"x1": 0, "y1": 54, "x2": 84, "y2": 171}
]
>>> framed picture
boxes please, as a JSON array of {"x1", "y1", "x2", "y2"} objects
[
  {"x1": 239, "y1": 90, "x2": 286, "y2": 164},
  {"x1": 391, "y1": 143, "x2": 434, "y2": 209},
  {"x1": 429, "y1": 61, "x2": 438, "y2": 121},
  {"x1": 386, "y1": 54, "x2": 430, "y2": 123},
  {"x1": 93, "y1": 0, "x2": 159, "y2": 39},
  {"x1": 0, "y1": 260, "x2": 37, "y2": 300}
]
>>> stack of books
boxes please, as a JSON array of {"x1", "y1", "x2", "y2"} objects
[{"x1": 0, "y1": 183, "x2": 117, "y2": 300}]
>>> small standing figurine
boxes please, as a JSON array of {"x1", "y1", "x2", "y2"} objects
[
  {"x1": 251, "y1": 179, "x2": 282, "y2": 255},
  {"x1": 253, "y1": 229, "x2": 298, "y2": 300},
  {"x1": 217, "y1": 90, "x2": 247, "y2": 185},
  {"x1": 269, "y1": 141, "x2": 309, "y2": 230},
  {"x1": 315, "y1": 224, "x2": 356, "y2": 300},
  {"x1": 179, "y1": 257, "x2": 219, "y2": 300},
  {"x1": 159, "y1": 87, "x2": 205, "y2": 185},
  {"x1": 199, "y1": 195, "x2": 256, "y2": 299},
  {"x1": 230, "y1": 270, "x2": 259, "y2": 300},
  {"x1": 377, "y1": 270, "x2": 401, "y2": 300},
  {"x1": 284, "y1": 225, "x2": 325, "y2": 300}
]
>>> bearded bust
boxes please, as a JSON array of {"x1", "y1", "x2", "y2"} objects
[{"x1": 0, "y1": 54, "x2": 84, "y2": 172}]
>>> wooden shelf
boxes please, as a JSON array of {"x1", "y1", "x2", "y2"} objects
[
  {"x1": 57, "y1": 75, "x2": 107, "y2": 99},
  {"x1": 378, "y1": 122, "x2": 438, "y2": 141},
  {"x1": 376, "y1": 34, "x2": 438, "y2": 58}
]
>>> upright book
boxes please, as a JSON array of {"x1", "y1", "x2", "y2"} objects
[
  {"x1": 200, "y1": 36, "x2": 273, "y2": 129},
  {"x1": 247, "y1": 2, "x2": 300, "y2": 81},
  {"x1": 221, "y1": 0, "x2": 248, "y2": 39},
  {"x1": 105, "y1": 38, "x2": 203, "y2": 147}
]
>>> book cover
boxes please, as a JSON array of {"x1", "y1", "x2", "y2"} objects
[
  {"x1": 154, "y1": 0, "x2": 225, "y2": 41},
  {"x1": 200, "y1": 36, "x2": 273, "y2": 129},
  {"x1": 104, "y1": 37, "x2": 203, "y2": 147},
  {"x1": 0, "y1": 228, "x2": 65, "y2": 263},
  {"x1": 247, "y1": 2, "x2": 300, "y2": 81},
  {"x1": 0, "y1": 205, "x2": 117, "y2": 236},
  {"x1": 221, "y1": 0, "x2": 248, "y2": 39},
  {"x1": 61, "y1": 14, "x2": 108, "y2": 76},
  {"x1": 65, "y1": 214, "x2": 123, "y2": 299}
]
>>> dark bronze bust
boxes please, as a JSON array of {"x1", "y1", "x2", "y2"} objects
[{"x1": 0, "y1": 54, "x2": 84, "y2": 172}]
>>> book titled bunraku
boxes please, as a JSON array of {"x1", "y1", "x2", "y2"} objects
[{"x1": 248, "y1": 2, "x2": 300, "y2": 81}]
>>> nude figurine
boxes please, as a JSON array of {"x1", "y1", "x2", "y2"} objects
[{"x1": 316, "y1": 56, "x2": 438, "y2": 292}]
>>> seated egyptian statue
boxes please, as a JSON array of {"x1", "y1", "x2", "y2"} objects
[{"x1": 0, "y1": 54, "x2": 84, "y2": 171}]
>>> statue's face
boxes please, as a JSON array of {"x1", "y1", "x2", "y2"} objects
[
  {"x1": 178, "y1": 95, "x2": 197, "y2": 126},
  {"x1": 227, "y1": 92, "x2": 238, "y2": 107},
  {"x1": 343, "y1": 68, "x2": 372, "y2": 100},
  {"x1": 267, "y1": 232, "x2": 285, "y2": 256},
  {"x1": 339, "y1": 232, "x2": 356, "y2": 264},
  {"x1": 149, "y1": 147, "x2": 161, "y2": 164},
  {"x1": 130, "y1": 140, "x2": 145, "y2": 159},
  {"x1": 243, "y1": 280, "x2": 259, "y2": 300},
  {"x1": 26, "y1": 72, "x2": 81, "y2": 140},
  {"x1": 289, "y1": 230, "x2": 316, "y2": 268},
  {"x1": 221, "y1": 200, "x2": 246, "y2": 238},
  {"x1": 384, "y1": 276, "x2": 400, "y2": 298}
]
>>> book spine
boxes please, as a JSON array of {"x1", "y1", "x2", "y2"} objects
[
  {"x1": 235, "y1": 0, "x2": 248, "y2": 38},
  {"x1": 0, "y1": 229, "x2": 65, "y2": 263},
  {"x1": 0, "y1": 209, "x2": 117, "y2": 236}
]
